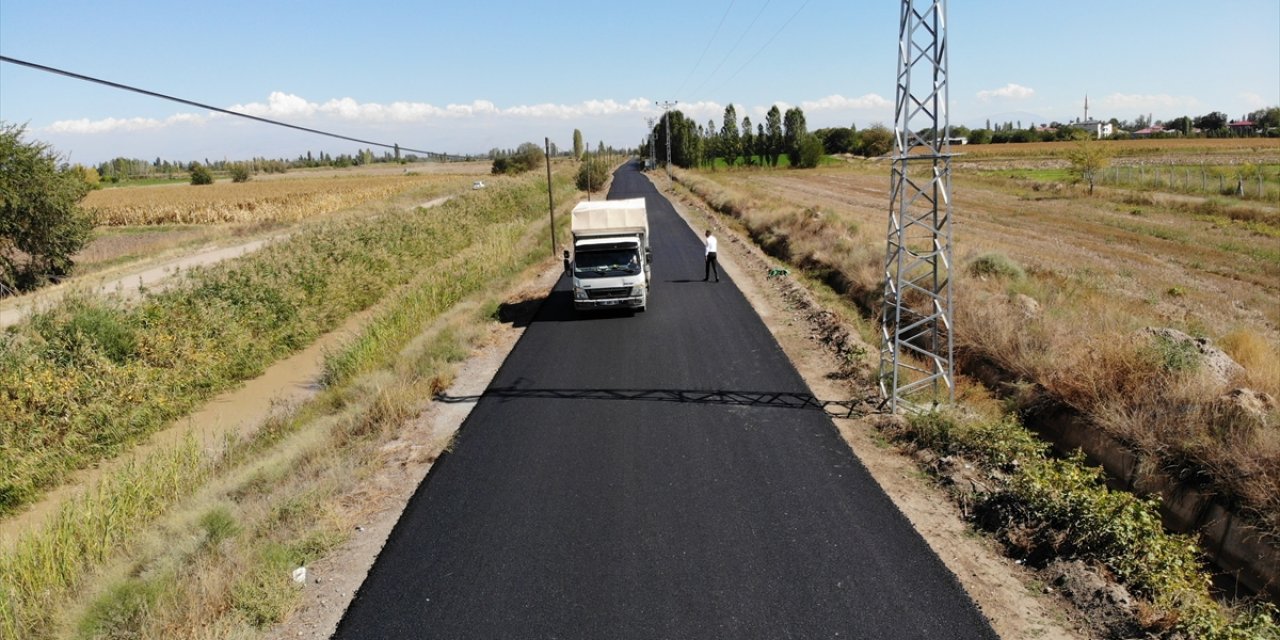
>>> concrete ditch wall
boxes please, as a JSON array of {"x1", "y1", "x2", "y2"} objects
[
  {"x1": 962, "y1": 353, "x2": 1278, "y2": 601},
  {"x1": 1026, "y1": 401, "x2": 1279, "y2": 601}
]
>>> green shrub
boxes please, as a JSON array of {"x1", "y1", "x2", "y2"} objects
[
  {"x1": 966, "y1": 252, "x2": 1026, "y2": 280},
  {"x1": 229, "y1": 164, "x2": 251, "y2": 183},
  {"x1": 576, "y1": 155, "x2": 609, "y2": 192},
  {"x1": 189, "y1": 164, "x2": 213, "y2": 185},
  {"x1": 1148, "y1": 334, "x2": 1201, "y2": 373},
  {"x1": 76, "y1": 573, "x2": 170, "y2": 639},
  {"x1": 199, "y1": 506, "x2": 241, "y2": 546},
  {"x1": 962, "y1": 250, "x2": 1024, "y2": 279}
]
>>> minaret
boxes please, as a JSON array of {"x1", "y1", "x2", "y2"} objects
[{"x1": 1084, "y1": 94, "x2": 1089, "y2": 122}]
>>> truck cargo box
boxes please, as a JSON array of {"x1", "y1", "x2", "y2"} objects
[{"x1": 570, "y1": 198, "x2": 648, "y2": 240}]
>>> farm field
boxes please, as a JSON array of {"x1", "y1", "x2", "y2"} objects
[
  {"x1": 83, "y1": 168, "x2": 476, "y2": 226},
  {"x1": 0, "y1": 160, "x2": 586, "y2": 637},
  {"x1": 672, "y1": 138, "x2": 1280, "y2": 588}
]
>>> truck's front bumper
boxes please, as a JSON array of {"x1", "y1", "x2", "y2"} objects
[{"x1": 574, "y1": 295, "x2": 645, "y2": 311}]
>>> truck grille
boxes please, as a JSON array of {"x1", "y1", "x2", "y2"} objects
[{"x1": 586, "y1": 287, "x2": 632, "y2": 300}]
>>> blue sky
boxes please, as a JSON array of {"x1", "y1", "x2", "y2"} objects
[{"x1": 1, "y1": 0, "x2": 1276, "y2": 165}]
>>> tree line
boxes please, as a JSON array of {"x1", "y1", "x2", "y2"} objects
[
  {"x1": 645, "y1": 105, "x2": 821, "y2": 170},
  {"x1": 646, "y1": 104, "x2": 1280, "y2": 170}
]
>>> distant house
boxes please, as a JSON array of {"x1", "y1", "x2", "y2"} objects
[
  {"x1": 1228, "y1": 120, "x2": 1257, "y2": 135},
  {"x1": 1071, "y1": 119, "x2": 1114, "y2": 139},
  {"x1": 1132, "y1": 125, "x2": 1168, "y2": 138}
]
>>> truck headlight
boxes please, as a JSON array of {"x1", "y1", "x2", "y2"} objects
[
  {"x1": 573, "y1": 287, "x2": 588, "y2": 300},
  {"x1": 631, "y1": 284, "x2": 646, "y2": 296}
]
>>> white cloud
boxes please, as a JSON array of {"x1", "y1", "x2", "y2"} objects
[
  {"x1": 1239, "y1": 92, "x2": 1268, "y2": 110},
  {"x1": 977, "y1": 83, "x2": 1035, "y2": 101},
  {"x1": 801, "y1": 94, "x2": 890, "y2": 111},
  {"x1": 1096, "y1": 93, "x2": 1201, "y2": 111},
  {"x1": 46, "y1": 113, "x2": 210, "y2": 134}
]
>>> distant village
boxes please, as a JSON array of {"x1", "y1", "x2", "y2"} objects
[{"x1": 949, "y1": 98, "x2": 1279, "y2": 145}]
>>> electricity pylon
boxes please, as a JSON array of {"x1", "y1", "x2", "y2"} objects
[{"x1": 879, "y1": 0, "x2": 954, "y2": 412}]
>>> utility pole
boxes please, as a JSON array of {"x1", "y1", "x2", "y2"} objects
[
  {"x1": 586, "y1": 141, "x2": 592, "y2": 201},
  {"x1": 545, "y1": 137, "x2": 555, "y2": 257},
  {"x1": 656, "y1": 100, "x2": 677, "y2": 180},
  {"x1": 879, "y1": 0, "x2": 954, "y2": 412},
  {"x1": 646, "y1": 117, "x2": 657, "y2": 170}
]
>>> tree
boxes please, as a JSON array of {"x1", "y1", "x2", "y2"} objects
[
  {"x1": 756, "y1": 123, "x2": 767, "y2": 165},
  {"x1": 794, "y1": 133, "x2": 825, "y2": 168},
  {"x1": 765, "y1": 106, "x2": 783, "y2": 167},
  {"x1": 741, "y1": 116, "x2": 754, "y2": 166},
  {"x1": 1164, "y1": 116, "x2": 1194, "y2": 136},
  {"x1": 782, "y1": 107, "x2": 807, "y2": 165},
  {"x1": 576, "y1": 152, "x2": 608, "y2": 192},
  {"x1": 189, "y1": 163, "x2": 214, "y2": 185},
  {"x1": 1067, "y1": 139, "x2": 1111, "y2": 195},
  {"x1": 1194, "y1": 111, "x2": 1229, "y2": 133},
  {"x1": 815, "y1": 127, "x2": 856, "y2": 154},
  {"x1": 0, "y1": 123, "x2": 94, "y2": 291},
  {"x1": 573, "y1": 129, "x2": 584, "y2": 160},
  {"x1": 1247, "y1": 106, "x2": 1280, "y2": 131},
  {"x1": 490, "y1": 142, "x2": 545, "y2": 175},
  {"x1": 858, "y1": 124, "x2": 893, "y2": 156},
  {"x1": 719, "y1": 105, "x2": 740, "y2": 167}
]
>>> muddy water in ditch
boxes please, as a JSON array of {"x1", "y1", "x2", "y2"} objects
[{"x1": 0, "y1": 309, "x2": 371, "y2": 551}]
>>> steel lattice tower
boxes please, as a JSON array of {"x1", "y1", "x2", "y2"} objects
[{"x1": 879, "y1": 0, "x2": 954, "y2": 412}]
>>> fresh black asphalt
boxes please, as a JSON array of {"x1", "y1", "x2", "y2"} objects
[{"x1": 334, "y1": 163, "x2": 998, "y2": 639}]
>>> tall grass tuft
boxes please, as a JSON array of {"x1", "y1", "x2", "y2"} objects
[{"x1": 0, "y1": 437, "x2": 206, "y2": 638}]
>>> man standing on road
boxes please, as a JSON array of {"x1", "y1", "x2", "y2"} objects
[{"x1": 703, "y1": 229, "x2": 720, "y2": 282}]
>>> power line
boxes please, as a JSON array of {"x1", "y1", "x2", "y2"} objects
[
  {"x1": 0, "y1": 55, "x2": 461, "y2": 159},
  {"x1": 708, "y1": 0, "x2": 810, "y2": 97},
  {"x1": 691, "y1": 0, "x2": 768, "y2": 99},
  {"x1": 674, "y1": 0, "x2": 738, "y2": 99}
]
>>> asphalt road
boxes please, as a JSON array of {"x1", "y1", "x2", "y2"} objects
[{"x1": 334, "y1": 162, "x2": 998, "y2": 639}]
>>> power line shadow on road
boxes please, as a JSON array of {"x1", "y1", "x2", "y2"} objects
[{"x1": 434, "y1": 386, "x2": 876, "y2": 419}]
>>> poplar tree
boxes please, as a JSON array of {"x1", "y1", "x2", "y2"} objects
[
  {"x1": 720, "y1": 105, "x2": 740, "y2": 167},
  {"x1": 765, "y1": 106, "x2": 783, "y2": 167}
]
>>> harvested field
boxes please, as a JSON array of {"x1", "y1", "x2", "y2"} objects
[
  {"x1": 676, "y1": 139, "x2": 1280, "y2": 544},
  {"x1": 84, "y1": 172, "x2": 470, "y2": 225}
]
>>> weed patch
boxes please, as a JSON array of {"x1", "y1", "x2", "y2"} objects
[{"x1": 887, "y1": 411, "x2": 1279, "y2": 639}]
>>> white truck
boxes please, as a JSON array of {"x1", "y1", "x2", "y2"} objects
[{"x1": 565, "y1": 198, "x2": 651, "y2": 312}]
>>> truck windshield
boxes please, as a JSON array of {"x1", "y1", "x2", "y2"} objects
[{"x1": 574, "y1": 249, "x2": 641, "y2": 277}]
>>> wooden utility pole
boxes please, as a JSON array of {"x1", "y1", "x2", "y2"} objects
[{"x1": 545, "y1": 137, "x2": 555, "y2": 256}]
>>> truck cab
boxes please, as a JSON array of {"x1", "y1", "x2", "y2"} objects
[{"x1": 567, "y1": 198, "x2": 651, "y2": 312}]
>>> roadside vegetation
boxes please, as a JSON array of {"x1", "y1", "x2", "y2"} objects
[
  {"x1": 1, "y1": 168, "x2": 578, "y2": 637},
  {"x1": 669, "y1": 137, "x2": 1279, "y2": 638}
]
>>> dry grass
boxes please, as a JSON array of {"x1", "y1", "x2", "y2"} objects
[
  {"x1": 675, "y1": 139, "x2": 1280, "y2": 537},
  {"x1": 85, "y1": 173, "x2": 466, "y2": 225}
]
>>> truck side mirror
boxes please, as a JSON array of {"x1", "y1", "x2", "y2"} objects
[
  {"x1": 563, "y1": 249, "x2": 571, "y2": 273},
  {"x1": 646, "y1": 248, "x2": 653, "y2": 264}
]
